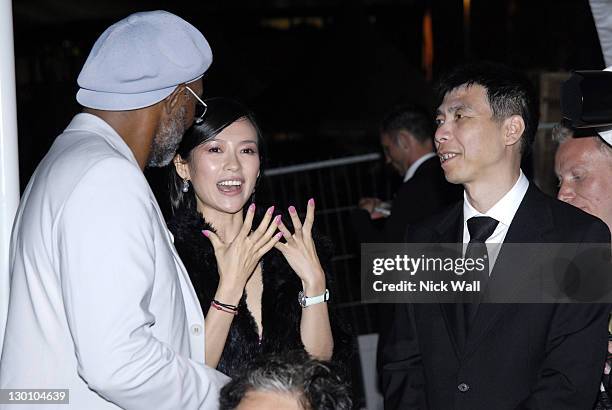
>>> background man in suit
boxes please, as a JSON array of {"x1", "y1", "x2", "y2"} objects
[
  {"x1": 356, "y1": 105, "x2": 460, "y2": 243},
  {"x1": 381, "y1": 62, "x2": 611, "y2": 410},
  {"x1": 0, "y1": 11, "x2": 228, "y2": 409}
]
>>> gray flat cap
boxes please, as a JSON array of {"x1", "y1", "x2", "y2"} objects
[{"x1": 76, "y1": 10, "x2": 212, "y2": 110}]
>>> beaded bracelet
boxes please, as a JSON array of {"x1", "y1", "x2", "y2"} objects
[
  {"x1": 213, "y1": 299, "x2": 238, "y2": 310},
  {"x1": 211, "y1": 300, "x2": 238, "y2": 316}
]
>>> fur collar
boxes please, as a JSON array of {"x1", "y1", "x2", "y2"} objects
[{"x1": 167, "y1": 205, "x2": 347, "y2": 378}]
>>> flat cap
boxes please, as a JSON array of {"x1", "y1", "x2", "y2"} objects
[{"x1": 76, "y1": 10, "x2": 212, "y2": 110}]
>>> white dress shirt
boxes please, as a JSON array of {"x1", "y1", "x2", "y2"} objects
[{"x1": 462, "y1": 170, "x2": 529, "y2": 273}]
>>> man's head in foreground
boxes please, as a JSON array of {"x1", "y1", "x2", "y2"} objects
[
  {"x1": 554, "y1": 124, "x2": 612, "y2": 233},
  {"x1": 434, "y1": 62, "x2": 539, "y2": 190},
  {"x1": 379, "y1": 105, "x2": 435, "y2": 176},
  {"x1": 219, "y1": 351, "x2": 352, "y2": 410},
  {"x1": 76, "y1": 10, "x2": 212, "y2": 168}
]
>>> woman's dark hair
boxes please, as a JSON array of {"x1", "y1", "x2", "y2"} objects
[{"x1": 169, "y1": 97, "x2": 265, "y2": 214}]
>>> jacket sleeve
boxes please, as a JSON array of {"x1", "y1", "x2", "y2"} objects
[
  {"x1": 515, "y1": 304, "x2": 609, "y2": 409},
  {"x1": 381, "y1": 302, "x2": 428, "y2": 410},
  {"x1": 57, "y1": 157, "x2": 228, "y2": 410}
]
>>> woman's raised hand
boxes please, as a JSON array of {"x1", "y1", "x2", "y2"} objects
[
  {"x1": 275, "y1": 199, "x2": 326, "y2": 294},
  {"x1": 203, "y1": 203, "x2": 282, "y2": 300}
]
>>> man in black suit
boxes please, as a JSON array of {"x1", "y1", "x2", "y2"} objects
[
  {"x1": 381, "y1": 62, "x2": 611, "y2": 409},
  {"x1": 356, "y1": 105, "x2": 460, "y2": 243}
]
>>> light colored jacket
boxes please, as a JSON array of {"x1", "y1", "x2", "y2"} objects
[{"x1": 0, "y1": 113, "x2": 228, "y2": 409}]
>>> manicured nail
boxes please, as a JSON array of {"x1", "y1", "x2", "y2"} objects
[
  {"x1": 267, "y1": 205, "x2": 275, "y2": 215},
  {"x1": 202, "y1": 230, "x2": 210, "y2": 237},
  {"x1": 288, "y1": 206, "x2": 296, "y2": 214},
  {"x1": 308, "y1": 198, "x2": 315, "y2": 206},
  {"x1": 249, "y1": 203, "x2": 256, "y2": 212},
  {"x1": 275, "y1": 232, "x2": 283, "y2": 239},
  {"x1": 274, "y1": 215, "x2": 282, "y2": 224}
]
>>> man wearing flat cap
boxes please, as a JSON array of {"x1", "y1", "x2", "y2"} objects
[{"x1": 0, "y1": 10, "x2": 228, "y2": 410}]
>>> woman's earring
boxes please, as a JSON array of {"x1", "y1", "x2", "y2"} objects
[{"x1": 182, "y1": 179, "x2": 190, "y2": 193}]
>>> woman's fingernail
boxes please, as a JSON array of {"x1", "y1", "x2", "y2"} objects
[
  {"x1": 275, "y1": 232, "x2": 283, "y2": 239},
  {"x1": 267, "y1": 205, "x2": 275, "y2": 215},
  {"x1": 308, "y1": 198, "x2": 315, "y2": 206},
  {"x1": 288, "y1": 206, "x2": 296, "y2": 214},
  {"x1": 202, "y1": 230, "x2": 210, "y2": 237},
  {"x1": 274, "y1": 215, "x2": 281, "y2": 224},
  {"x1": 249, "y1": 203, "x2": 256, "y2": 212}
]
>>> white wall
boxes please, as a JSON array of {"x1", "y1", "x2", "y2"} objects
[{"x1": 0, "y1": 0, "x2": 20, "y2": 356}]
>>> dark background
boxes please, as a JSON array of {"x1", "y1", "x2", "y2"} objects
[{"x1": 13, "y1": 0, "x2": 604, "y2": 187}]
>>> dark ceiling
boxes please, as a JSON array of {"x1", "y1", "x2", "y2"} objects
[
  {"x1": 10, "y1": 0, "x2": 605, "y2": 185},
  {"x1": 12, "y1": 0, "x2": 420, "y2": 23}
]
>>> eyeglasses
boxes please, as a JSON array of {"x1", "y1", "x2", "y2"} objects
[{"x1": 185, "y1": 86, "x2": 207, "y2": 125}]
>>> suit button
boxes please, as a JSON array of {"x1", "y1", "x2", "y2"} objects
[
  {"x1": 458, "y1": 383, "x2": 469, "y2": 393},
  {"x1": 190, "y1": 324, "x2": 202, "y2": 336}
]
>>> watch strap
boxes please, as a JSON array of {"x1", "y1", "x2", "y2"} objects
[{"x1": 299, "y1": 289, "x2": 330, "y2": 307}]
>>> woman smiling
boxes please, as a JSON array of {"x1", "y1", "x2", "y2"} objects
[{"x1": 168, "y1": 97, "x2": 351, "y2": 378}]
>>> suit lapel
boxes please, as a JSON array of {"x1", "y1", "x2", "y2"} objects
[{"x1": 464, "y1": 184, "x2": 554, "y2": 357}]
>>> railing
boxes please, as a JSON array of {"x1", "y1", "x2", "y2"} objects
[{"x1": 261, "y1": 152, "x2": 393, "y2": 335}]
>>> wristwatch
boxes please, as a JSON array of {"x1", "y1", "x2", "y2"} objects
[{"x1": 298, "y1": 289, "x2": 330, "y2": 308}]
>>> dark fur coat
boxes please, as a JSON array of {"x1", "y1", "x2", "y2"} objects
[{"x1": 168, "y1": 206, "x2": 353, "y2": 378}]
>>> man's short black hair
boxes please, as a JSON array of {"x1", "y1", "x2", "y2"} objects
[
  {"x1": 380, "y1": 104, "x2": 435, "y2": 144},
  {"x1": 219, "y1": 350, "x2": 352, "y2": 410},
  {"x1": 436, "y1": 61, "x2": 540, "y2": 155}
]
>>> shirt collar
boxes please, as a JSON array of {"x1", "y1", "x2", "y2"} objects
[
  {"x1": 64, "y1": 113, "x2": 139, "y2": 166},
  {"x1": 463, "y1": 170, "x2": 529, "y2": 228},
  {"x1": 403, "y1": 152, "x2": 437, "y2": 182}
]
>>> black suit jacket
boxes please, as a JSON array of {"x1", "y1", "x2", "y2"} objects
[{"x1": 382, "y1": 184, "x2": 611, "y2": 410}]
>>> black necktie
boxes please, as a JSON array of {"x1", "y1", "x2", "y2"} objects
[{"x1": 463, "y1": 216, "x2": 499, "y2": 328}]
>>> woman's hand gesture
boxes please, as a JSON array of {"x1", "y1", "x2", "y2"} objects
[
  {"x1": 275, "y1": 199, "x2": 326, "y2": 294},
  {"x1": 203, "y1": 204, "x2": 282, "y2": 301}
]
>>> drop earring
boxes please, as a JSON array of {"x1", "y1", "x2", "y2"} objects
[{"x1": 182, "y1": 179, "x2": 190, "y2": 193}]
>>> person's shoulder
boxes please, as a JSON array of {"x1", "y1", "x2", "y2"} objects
[
  {"x1": 404, "y1": 200, "x2": 463, "y2": 242},
  {"x1": 168, "y1": 207, "x2": 208, "y2": 244},
  {"x1": 46, "y1": 125, "x2": 140, "y2": 186},
  {"x1": 27, "y1": 126, "x2": 143, "y2": 215},
  {"x1": 528, "y1": 185, "x2": 610, "y2": 242},
  {"x1": 407, "y1": 156, "x2": 441, "y2": 184},
  {"x1": 407, "y1": 157, "x2": 462, "y2": 197},
  {"x1": 552, "y1": 200, "x2": 610, "y2": 241},
  {"x1": 167, "y1": 208, "x2": 218, "y2": 283}
]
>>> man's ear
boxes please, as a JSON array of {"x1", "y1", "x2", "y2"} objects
[
  {"x1": 173, "y1": 154, "x2": 191, "y2": 180},
  {"x1": 504, "y1": 115, "x2": 525, "y2": 147},
  {"x1": 163, "y1": 84, "x2": 186, "y2": 115},
  {"x1": 396, "y1": 130, "x2": 414, "y2": 150}
]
